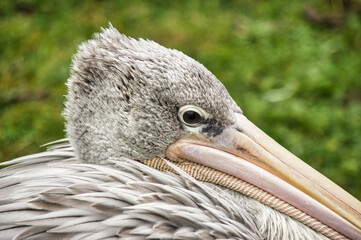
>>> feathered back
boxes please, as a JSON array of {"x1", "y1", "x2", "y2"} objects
[{"x1": 0, "y1": 141, "x2": 326, "y2": 239}]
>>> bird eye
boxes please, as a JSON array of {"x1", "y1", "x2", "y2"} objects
[
  {"x1": 178, "y1": 105, "x2": 207, "y2": 127},
  {"x1": 183, "y1": 110, "x2": 202, "y2": 124}
]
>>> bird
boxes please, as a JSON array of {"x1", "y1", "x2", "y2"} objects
[{"x1": 1, "y1": 26, "x2": 361, "y2": 240}]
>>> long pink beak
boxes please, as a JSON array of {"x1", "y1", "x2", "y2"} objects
[{"x1": 166, "y1": 113, "x2": 361, "y2": 239}]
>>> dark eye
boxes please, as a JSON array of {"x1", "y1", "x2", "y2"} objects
[
  {"x1": 178, "y1": 105, "x2": 208, "y2": 127},
  {"x1": 182, "y1": 110, "x2": 202, "y2": 125}
]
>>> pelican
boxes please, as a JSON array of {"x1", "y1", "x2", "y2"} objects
[{"x1": 1, "y1": 26, "x2": 360, "y2": 240}]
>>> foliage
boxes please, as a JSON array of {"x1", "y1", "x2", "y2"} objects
[{"x1": 0, "y1": 0, "x2": 360, "y2": 199}]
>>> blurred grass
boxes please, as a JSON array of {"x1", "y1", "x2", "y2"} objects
[{"x1": 0, "y1": 0, "x2": 360, "y2": 199}]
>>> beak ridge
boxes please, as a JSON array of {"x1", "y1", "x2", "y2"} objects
[{"x1": 166, "y1": 113, "x2": 361, "y2": 239}]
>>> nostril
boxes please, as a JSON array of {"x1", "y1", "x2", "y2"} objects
[{"x1": 234, "y1": 125, "x2": 244, "y2": 134}]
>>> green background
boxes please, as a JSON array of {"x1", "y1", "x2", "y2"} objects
[{"x1": 1, "y1": 0, "x2": 360, "y2": 200}]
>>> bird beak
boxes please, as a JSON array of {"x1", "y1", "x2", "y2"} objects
[{"x1": 166, "y1": 113, "x2": 361, "y2": 239}]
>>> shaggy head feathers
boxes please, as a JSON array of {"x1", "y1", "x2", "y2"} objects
[{"x1": 64, "y1": 26, "x2": 240, "y2": 164}]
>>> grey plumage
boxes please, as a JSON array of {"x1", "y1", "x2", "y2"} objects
[
  {"x1": 1, "y1": 26, "x2": 330, "y2": 239},
  {"x1": 0, "y1": 141, "x2": 326, "y2": 239},
  {"x1": 65, "y1": 26, "x2": 239, "y2": 164}
]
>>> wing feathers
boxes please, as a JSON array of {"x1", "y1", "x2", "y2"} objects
[{"x1": 0, "y1": 140, "x2": 327, "y2": 239}]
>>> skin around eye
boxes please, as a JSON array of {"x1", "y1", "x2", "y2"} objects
[{"x1": 178, "y1": 105, "x2": 209, "y2": 128}]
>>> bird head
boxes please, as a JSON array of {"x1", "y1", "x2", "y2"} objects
[
  {"x1": 65, "y1": 27, "x2": 239, "y2": 164},
  {"x1": 64, "y1": 26, "x2": 361, "y2": 239}
]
